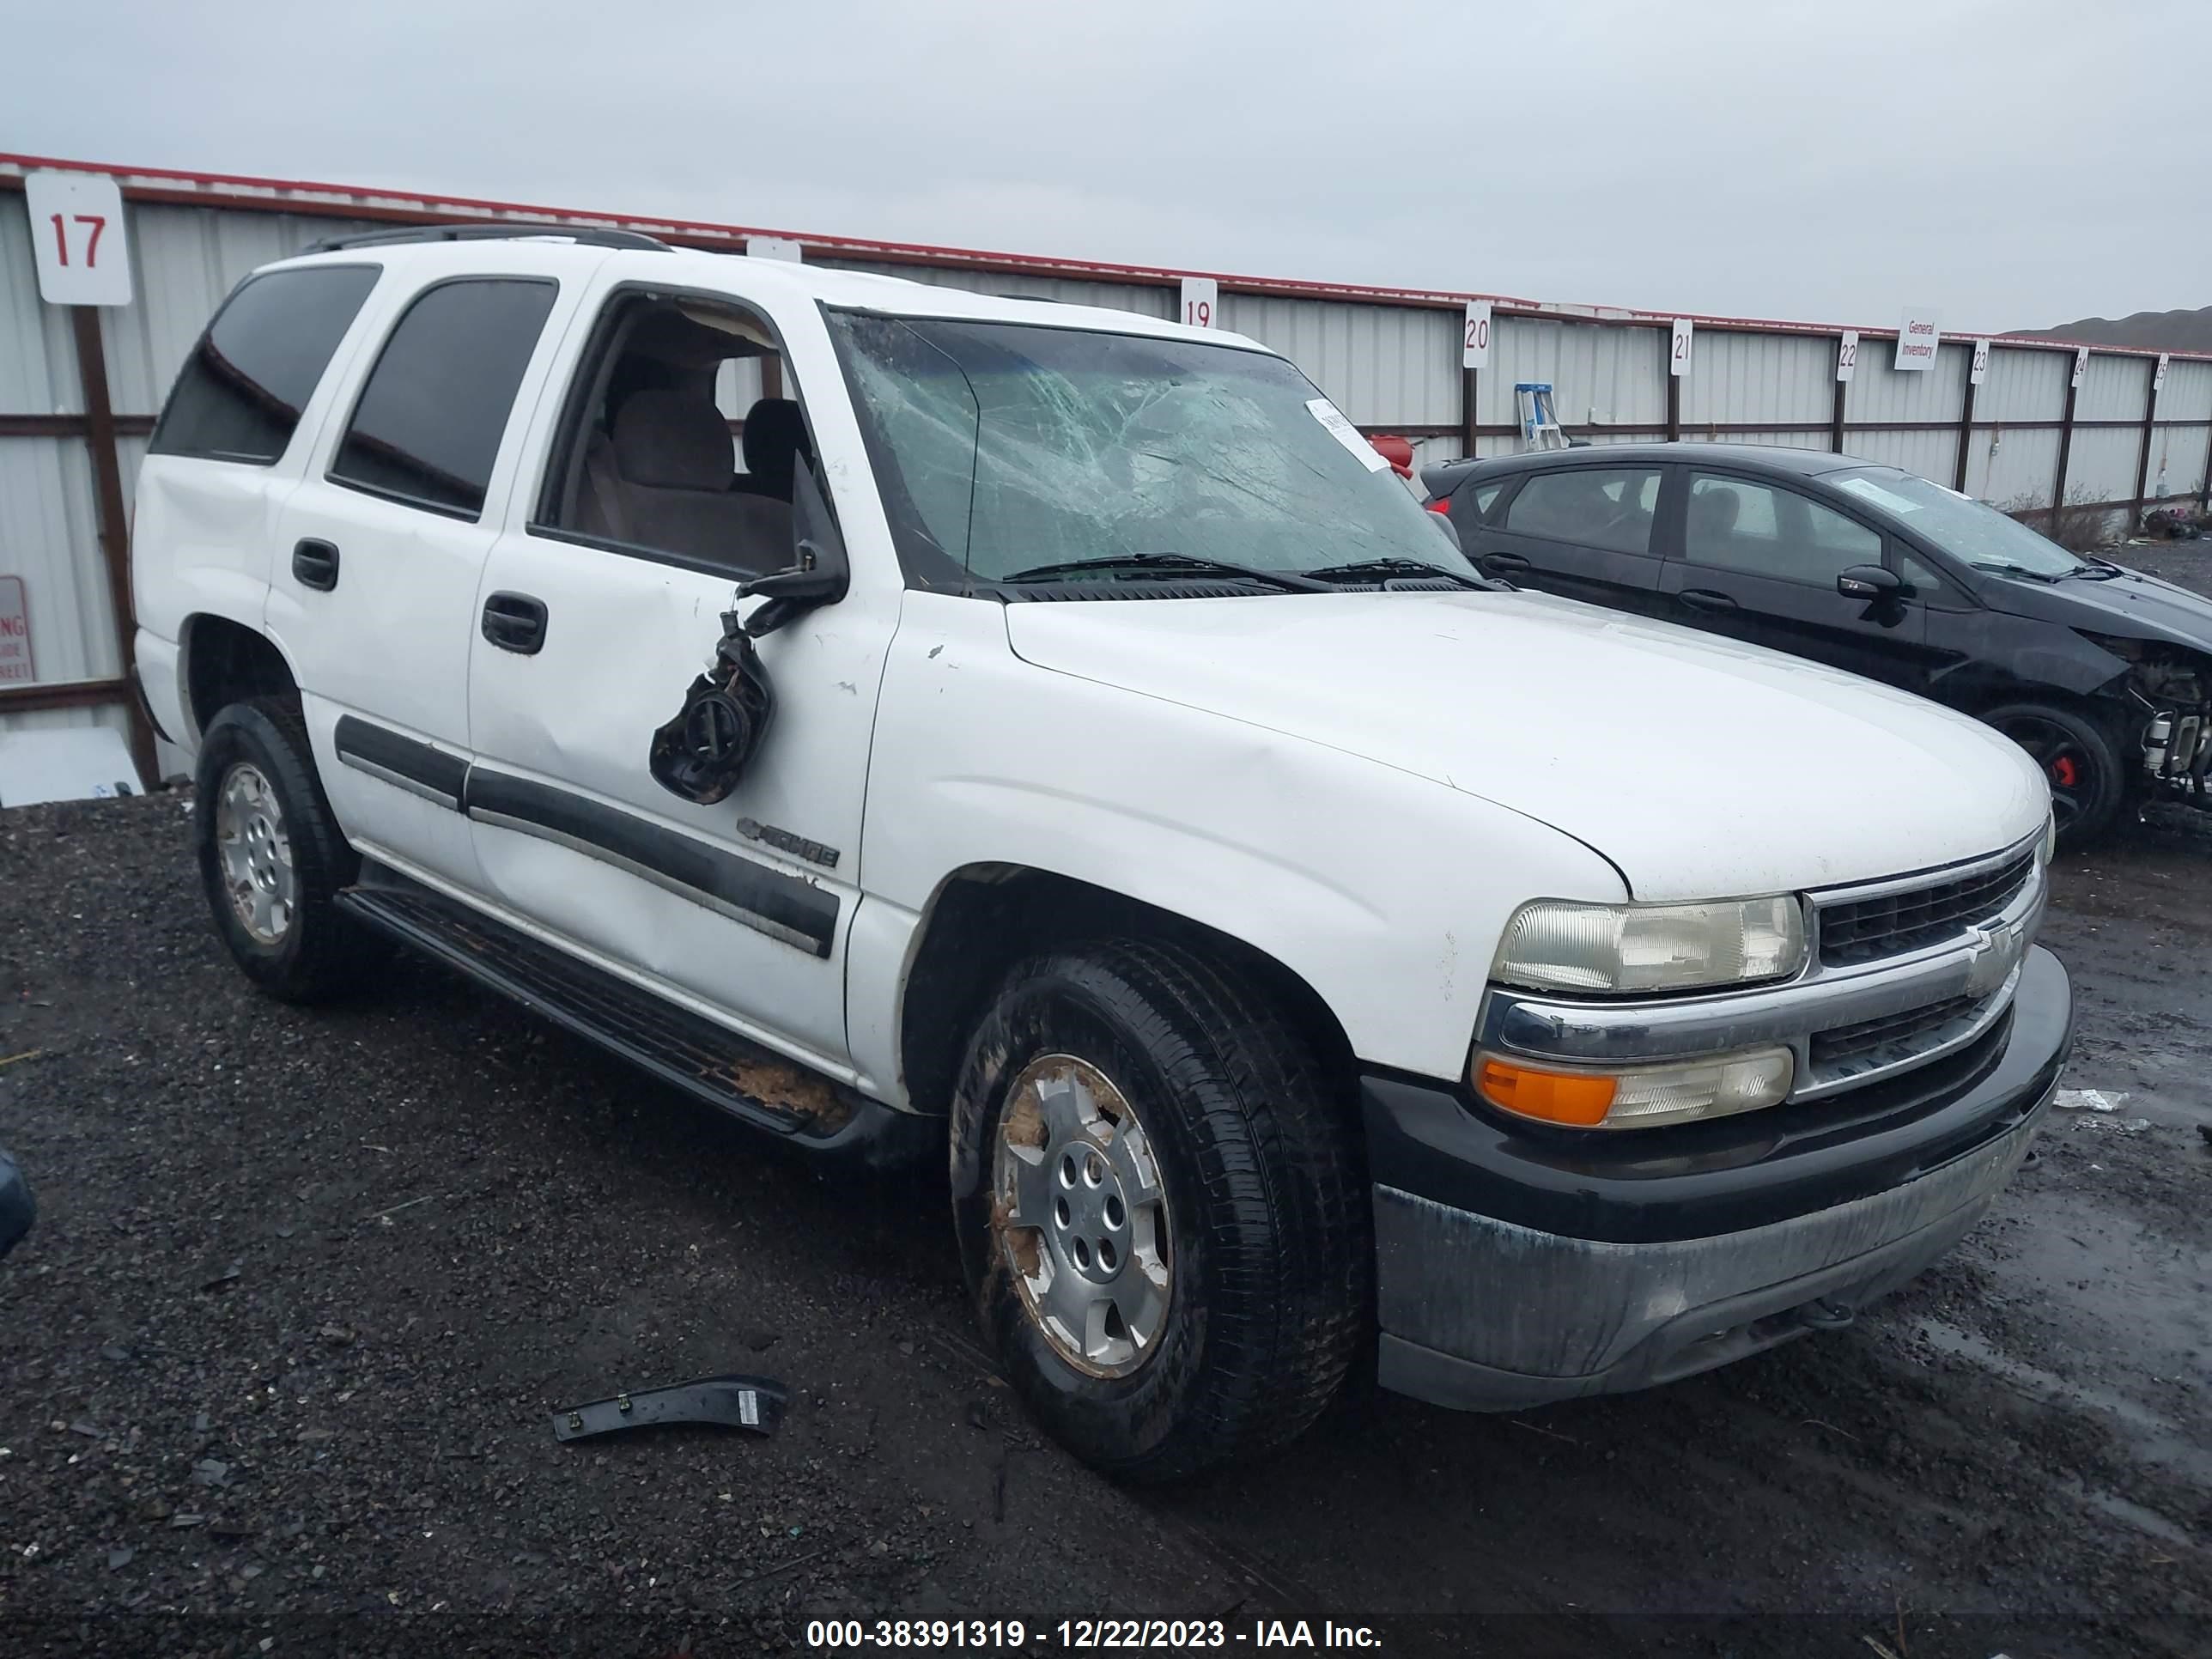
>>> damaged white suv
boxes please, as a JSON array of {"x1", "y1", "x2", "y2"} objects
[{"x1": 132, "y1": 226, "x2": 2073, "y2": 1480}]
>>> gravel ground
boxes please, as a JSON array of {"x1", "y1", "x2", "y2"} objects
[{"x1": 2, "y1": 741, "x2": 2208, "y2": 1655}]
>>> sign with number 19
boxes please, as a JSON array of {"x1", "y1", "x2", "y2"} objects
[
  {"x1": 25, "y1": 171, "x2": 131, "y2": 307},
  {"x1": 1179, "y1": 277, "x2": 1218, "y2": 331}
]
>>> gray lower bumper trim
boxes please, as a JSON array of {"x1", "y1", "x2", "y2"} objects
[{"x1": 1374, "y1": 1091, "x2": 2049, "y2": 1410}]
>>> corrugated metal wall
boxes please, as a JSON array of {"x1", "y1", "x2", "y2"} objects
[
  {"x1": 1216, "y1": 295, "x2": 1461, "y2": 427},
  {"x1": 1, "y1": 198, "x2": 80, "y2": 415},
  {"x1": 1480, "y1": 318, "x2": 1668, "y2": 432},
  {"x1": 5, "y1": 174, "x2": 2209, "y2": 764},
  {"x1": 2075, "y1": 353, "x2": 2148, "y2": 423},
  {"x1": 1970, "y1": 427, "x2": 2063, "y2": 507},
  {"x1": 1976, "y1": 343, "x2": 2069, "y2": 423},
  {"x1": 1681, "y1": 331, "x2": 1830, "y2": 428}
]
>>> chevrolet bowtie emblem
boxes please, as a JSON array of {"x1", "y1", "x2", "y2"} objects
[{"x1": 1965, "y1": 920, "x2": 2023, "y2": 997}]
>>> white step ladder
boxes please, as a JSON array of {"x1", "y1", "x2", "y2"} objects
[{"x1": 1514, "y1": 382, "x2": 1568, "y2": 452}]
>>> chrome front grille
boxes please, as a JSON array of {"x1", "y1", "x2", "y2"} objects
[
  {"x1": 1817, "y1": 850, "x2": 2036, "y2": 967},
  {"x1": 1808, "y1": 990, "x2": 2000, "y2": 1087}
]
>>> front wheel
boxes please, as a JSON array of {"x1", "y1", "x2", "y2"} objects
[
  {"x1": 950, "y1": 939, "x2": 1370, "y2": 1483},
  {"x1": 1984, "y1": 702, "x2": 2127, "y2": 846}
]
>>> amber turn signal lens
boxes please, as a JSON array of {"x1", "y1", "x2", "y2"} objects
[{"x1": 1474, "y1": 1057, "x2": 1619, "y2": 1126}]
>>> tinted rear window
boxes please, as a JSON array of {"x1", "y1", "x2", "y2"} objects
[
  {"x1": 149, "y1": 265, "x2": 381, "y2": 465},
  {"x1": 330, "y1": 277, "x2": 558, "y2": 520}
]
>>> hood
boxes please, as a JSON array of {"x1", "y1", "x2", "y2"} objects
[
  {"x1": 1005, "y1": 590, "x2": 2049, "y2": 901},
  {"x1": 1985, "y1": 563, "x2": 2212, "y2": 653}
]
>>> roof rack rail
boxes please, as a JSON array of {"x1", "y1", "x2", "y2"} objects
[{"x1": 307, "y1": 222, "x2": 673, "y2": 253}]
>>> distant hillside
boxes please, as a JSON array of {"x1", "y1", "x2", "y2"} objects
[{"x1": 2012, "y1": 306, "x2": 2212, "y2": 353}]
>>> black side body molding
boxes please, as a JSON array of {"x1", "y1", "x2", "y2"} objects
[
  {"x1": 331, "y1": 715, "x2": 468, "y2": 809},
  {"x1": 464, "y1": 769, "x2": 837, "y2": 957},
  {"x1": 553, "y1": 1374, "x2": 786, "y2": 1443}
]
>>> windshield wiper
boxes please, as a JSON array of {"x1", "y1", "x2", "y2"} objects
[
  {"x1": 998, "y1": 553, "x2": 1329, "y2": 592},
  {"x1": 1300, "y1": 557, "x2": 1492, "y2": 591},
  {"x1": 1971, "y1": 561, "x2": 2065, "y2": 584},
  {"x1": 2063, "y1": 559, "x2": 2126, "y2": 580}
]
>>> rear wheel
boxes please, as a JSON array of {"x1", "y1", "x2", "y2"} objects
[
  {"x1": 949, "y1": 939, "x2": 1370, "y2": 1483},
  {"x1": 193, "y1": 699, "x2": 376, "y2": 1001},
  {"x1": 1984, "y1": 702, "x2": 2126, "y2": 845}
]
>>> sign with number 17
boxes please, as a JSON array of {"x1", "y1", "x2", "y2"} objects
[{"x1": 25, "y1": 171, "x2": 131, "y2": 307}]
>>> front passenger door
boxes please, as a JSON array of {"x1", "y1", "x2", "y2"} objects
[
  {"x1": 1461, "y1": 462, "x2": 1669, "y2": 618},
  {"x1": 1657, "y1": 471, "x2": 1929, "y2": 690}
]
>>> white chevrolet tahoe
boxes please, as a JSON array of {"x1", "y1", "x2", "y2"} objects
[{"x1": 131, "y1": 225, "x2": 2074, "y2": 1480}]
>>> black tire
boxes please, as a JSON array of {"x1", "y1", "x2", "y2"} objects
[
  {"x1": 1984, "y1": 701, "x2": 2127, "y2": 845},
  {"x1": 193, "y1": 698, "x2": 375, "y2": 1002},
  {"x1": 950, "y1": 939, "x2": 1370, "y2": 1483}
]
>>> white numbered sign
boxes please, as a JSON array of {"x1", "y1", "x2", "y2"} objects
[
  {"x1": 744, "y1": 236, "x2": 802, "y2": 263},
  {"x1": 2154, "y1": 354, "x2": 2169, "y2": 393},
  {"x1": 1462, "y1": 301, "x2": 1492, "y2": 369},
  {"x1": 1836, "y1": 331, "x2": 1858, "y2": 382},
  {"x1": 1179, "y1": 276, "x2": 1218, "y2": 331},
  {"x1": 1669, "y1": 319, "x2": 1693, "y2": 376},
  {"x1": 2072, "y1": 349, "x2": 2089, "y2": 389},
  {"x1": 1969, "y1": 339, "x2": 1991, "y2": 386},
  {"x1": 25, "y1": 171, "x2": 131, "y2": 307}
]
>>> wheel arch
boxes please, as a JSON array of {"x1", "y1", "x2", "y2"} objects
[
  {"x1": 181, "y1": 612, "x2": 302, "y2": 743},
  {"x1": 896, "y1": 862, "x2": 1358, "y2": 1122}
]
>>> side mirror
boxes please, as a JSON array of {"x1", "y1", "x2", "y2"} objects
[
  {"x1": 740, "y1": 454, "x2": 850, "y2": 637},
  {"x1": 1837, "y1": 564, "x2": 1903, "y2": 601}
]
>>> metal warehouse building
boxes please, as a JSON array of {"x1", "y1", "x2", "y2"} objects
[{"x1": 4, "y1": 153, "x2": 2209, "y2": 784}]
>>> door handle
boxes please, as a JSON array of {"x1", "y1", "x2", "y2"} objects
[
  {"x1": 291, "y1": 538, "x2": 340, "y2": 592},
  {"x1": 1479, "y1": 551, "x2": 1532, "y2": 574},
  {"x1": 481, "y1": 592, "x2": 549, "y2": 655},
  {"x1": 1677, "y1": 589, "x2": 1739, "y2": 613}
]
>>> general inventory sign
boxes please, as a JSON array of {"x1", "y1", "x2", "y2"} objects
[
  {"x1": 0, "y1": 578, "x2": 33, "y2": 684},
  {"x1": 1893, "y1": 307, "x2": 1941, "y2": 373},
  {"x1": 24, "y1": 171, "x2": 131, "y2": 307}
]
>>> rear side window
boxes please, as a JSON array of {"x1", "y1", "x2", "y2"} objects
[
  {"x1": 330, "y1": 277, "x2": 558, "y2": 520},
  {"x1": 1504, "y1": 466, "x2": 1664, "y2": 555},
  {"x1": 149, "y1": 265, "x2": 380, "y2": 465}
]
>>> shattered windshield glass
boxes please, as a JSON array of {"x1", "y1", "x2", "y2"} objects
[
  {"x1": 825, "y1": 311, "x2": 1474, "y2": 589},
  {"x1": 1827, "y1": 467, "x2": 2090, "y2": 579}
]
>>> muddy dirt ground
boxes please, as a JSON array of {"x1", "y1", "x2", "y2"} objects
[{"x1": 3, "y1": 553, "x2": 2209, "y2": 1658}]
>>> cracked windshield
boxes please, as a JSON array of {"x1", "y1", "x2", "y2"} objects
[{"x1": 827, "y1": 312, "x2": 1474, "y2": 586}]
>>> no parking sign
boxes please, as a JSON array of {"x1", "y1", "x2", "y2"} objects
[{"x1": 0, "y1": 578, "x2": 32, "y2": 684}]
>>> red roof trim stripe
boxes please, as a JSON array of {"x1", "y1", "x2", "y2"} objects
[{"x1": 1, "y1": 153, "x2": 2203, "y2": 363}]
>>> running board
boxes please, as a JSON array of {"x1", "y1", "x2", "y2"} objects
[{"x1": 335, "y1": 869, "x2": 935, "y2": 1171}]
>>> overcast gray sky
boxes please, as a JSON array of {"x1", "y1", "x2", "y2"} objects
[{"x1": 3, "y1": 0, "x2": 2195, "y2": 331}]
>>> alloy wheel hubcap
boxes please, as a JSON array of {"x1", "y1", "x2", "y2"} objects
[
  {"x1": 993, "y1": 1054, "x2": 1172, "y2": 1377},
  {"x1": 215, "y1": 762, "x2": 296, "y2": 945},
  {"x1": 1998, "y1": 716, "x2": 2095, "y2": 827}
]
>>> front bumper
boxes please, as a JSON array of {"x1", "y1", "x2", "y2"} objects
[{"x1": 1369, "y1": 945, "x2": 2072, "y2": 1412}]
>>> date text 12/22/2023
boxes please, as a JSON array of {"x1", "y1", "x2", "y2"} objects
[{"x1": 803, "y1": 1618, "x2": 1384, "y2": 1650}]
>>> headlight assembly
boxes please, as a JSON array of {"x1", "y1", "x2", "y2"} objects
[{"x1": 1493, "y1": 896, "x2": 1808, "y2": 996}]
